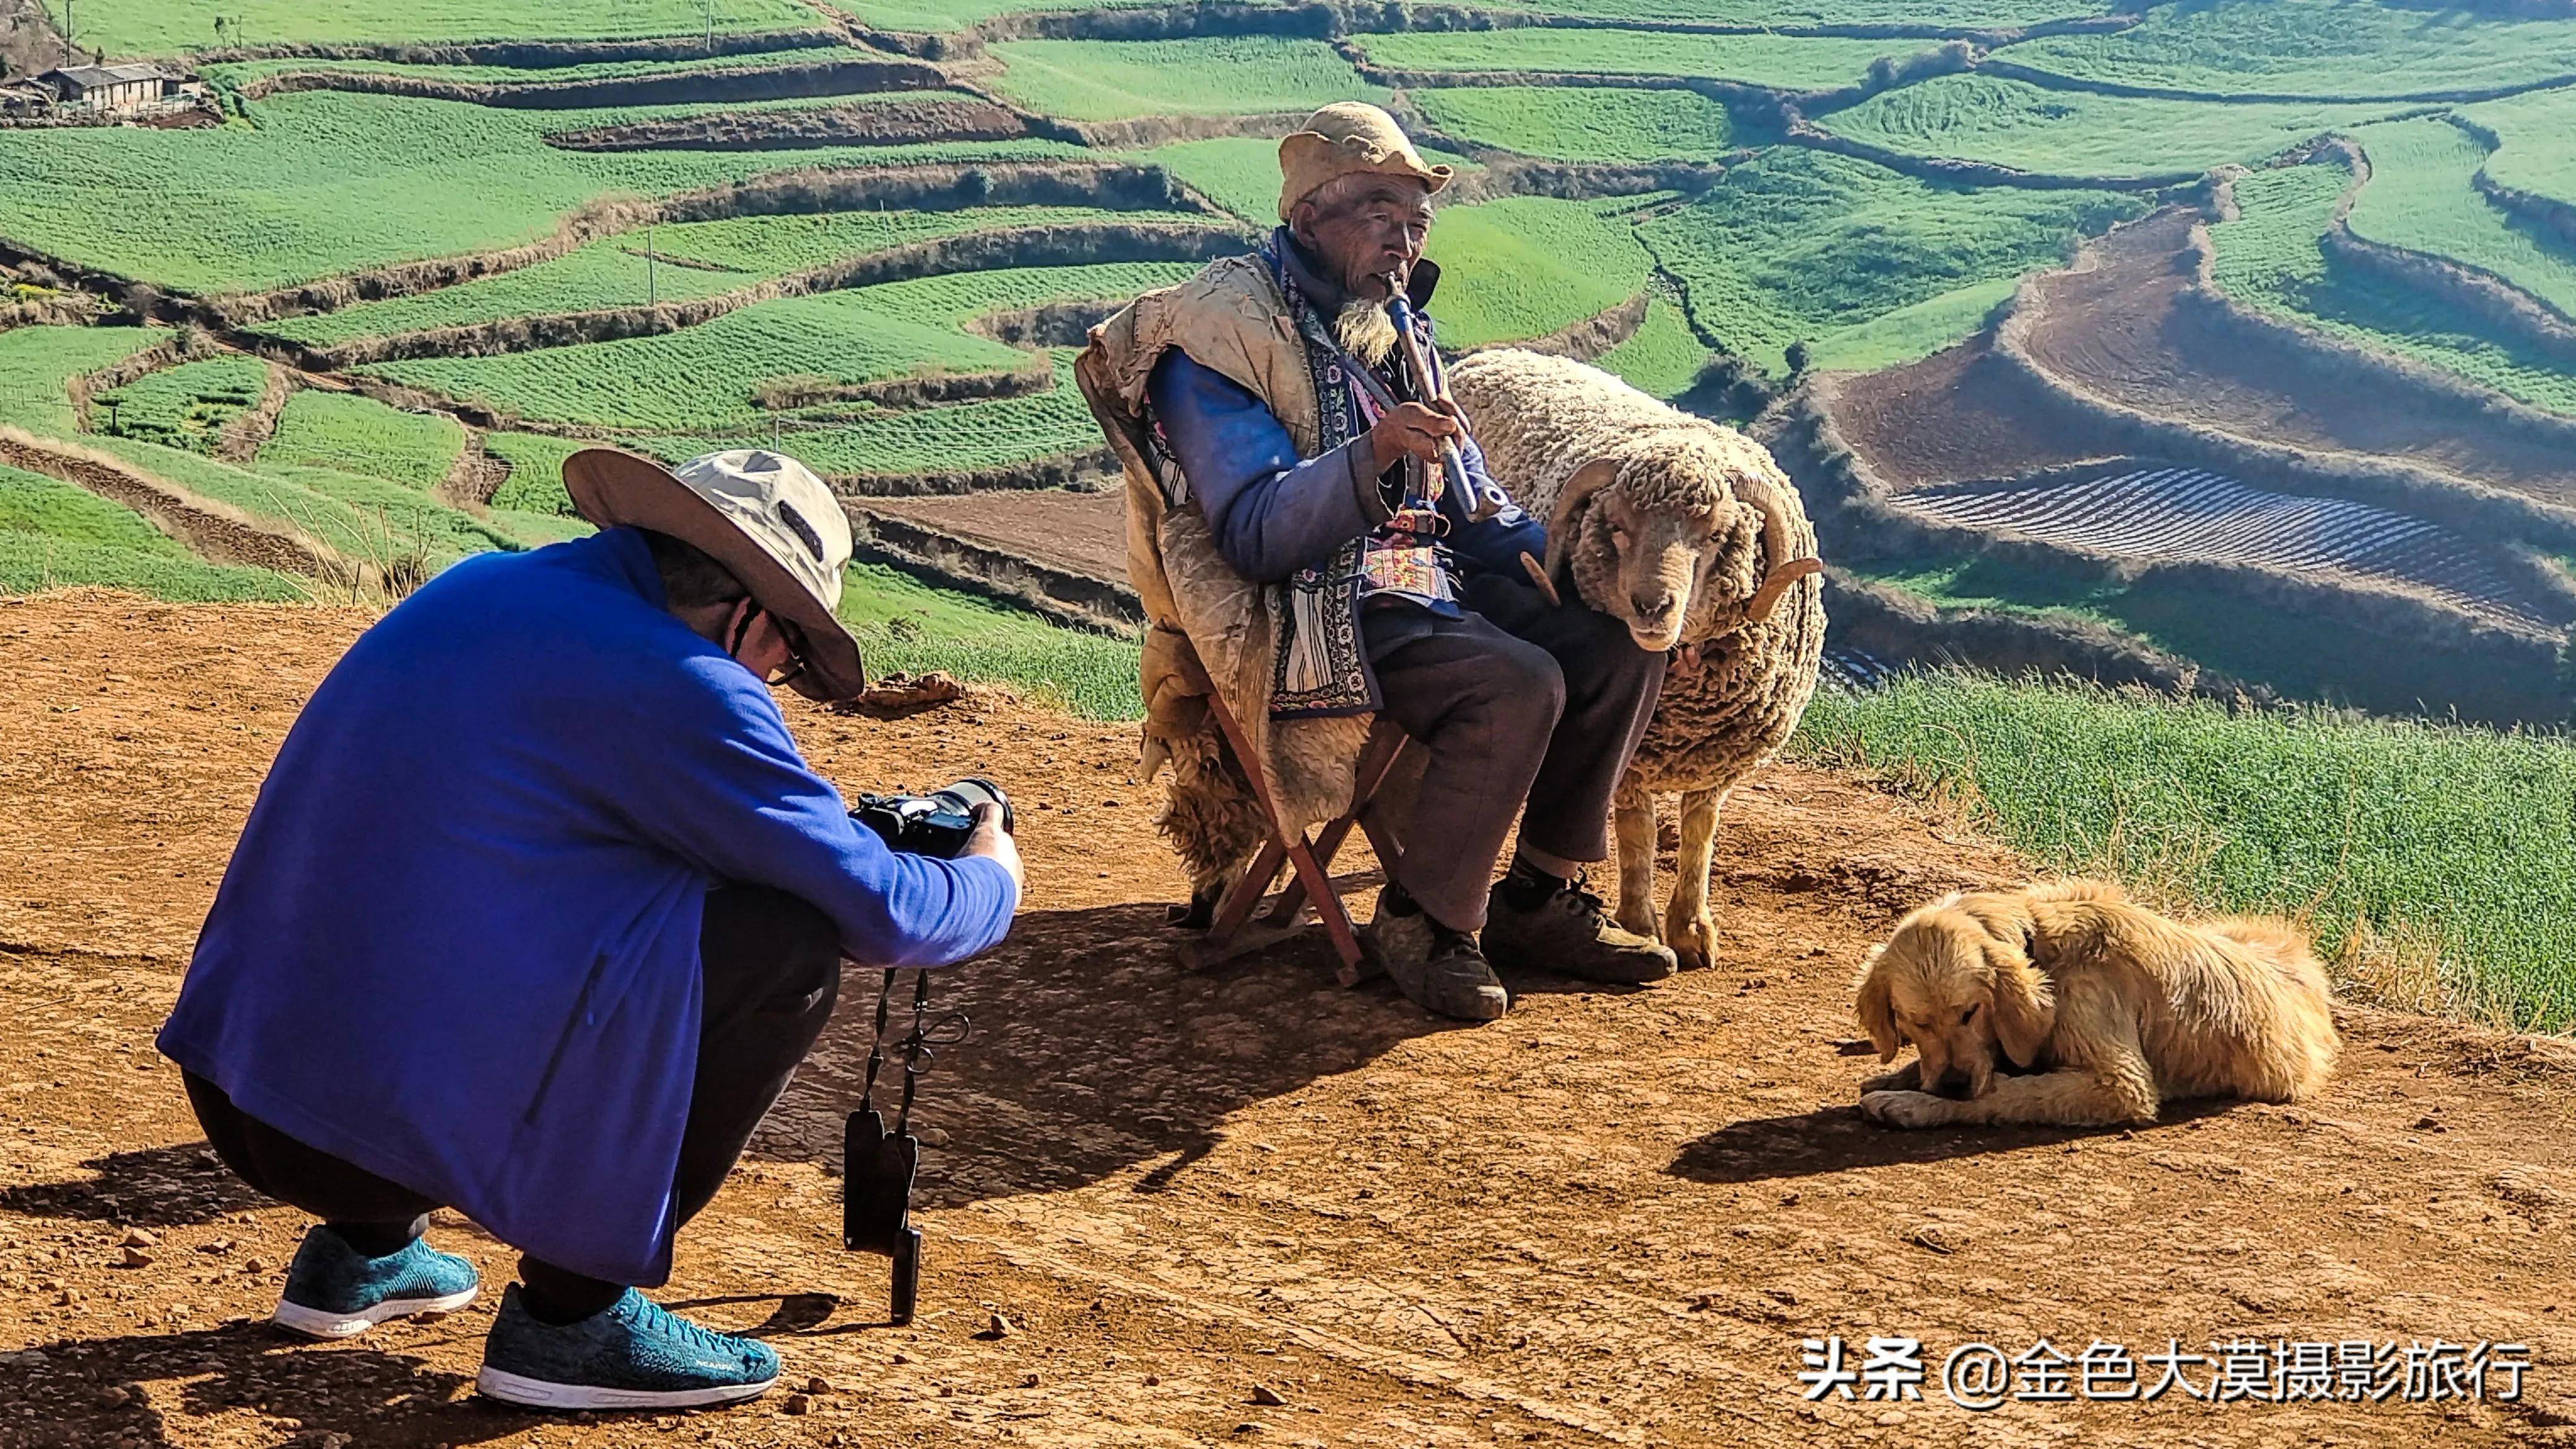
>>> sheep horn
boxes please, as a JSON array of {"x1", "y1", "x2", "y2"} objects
[
  {"x1": 1730, "y1": 466, "x2": 1820, "y2": 625},
  {"x1": 1541, "y1": 456, "x2": 1622, "y2": 591}
]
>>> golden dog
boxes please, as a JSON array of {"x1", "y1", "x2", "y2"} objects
[{"x1": 1852, "y1": 880, "x2": 2339, "y2": 1128}]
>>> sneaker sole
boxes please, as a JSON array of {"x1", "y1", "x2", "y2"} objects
[
  {"x1": 273, "y1": 1284, "x2": 481, "y2": 1339},
  {"x1": 474, "y1": 1365, "x2": 777, "y2": 1411}
]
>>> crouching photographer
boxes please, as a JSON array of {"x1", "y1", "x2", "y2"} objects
[{"x1": 157, "y1": 449, "x2": 1020, "y2": 1412}]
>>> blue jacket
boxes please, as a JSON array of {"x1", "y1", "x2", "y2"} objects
[
  {"x1": 1146, "y1": 350, "x2": 1546, "y2": 591},
  {"x1": 157, "y1": 528, "x2": 1017, "y2": 1285}
]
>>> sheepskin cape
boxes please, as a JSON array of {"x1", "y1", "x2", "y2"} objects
[{"x1": 1075, "y1": 254, "x2": 1373, "y2": 837}]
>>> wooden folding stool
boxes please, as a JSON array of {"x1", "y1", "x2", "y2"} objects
[{"x1": 1185, "y1": 694, "x2": 1412, "y2": 988}]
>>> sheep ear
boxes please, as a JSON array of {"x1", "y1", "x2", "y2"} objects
[
  {"x1": 1541, "y1": 457, "x2": 1621, "y2": 588},
  {"x1": 1853, "y1": 952, "x2": 1902, "y2": 1063}
]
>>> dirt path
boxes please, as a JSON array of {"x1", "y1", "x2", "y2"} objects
[
  {"x1": 4, "y1": 596, "x2": 2575, "y2": 1449},
  {"x1": 860, "y1": 488, "x2": 1128, "y2": 585},
  {"x1": 2012, "y1": 210, "x2": 2576, "y2": 506},
  {"x1": 1817, "y1": 338, "x2": 2110, "y2": 491}
]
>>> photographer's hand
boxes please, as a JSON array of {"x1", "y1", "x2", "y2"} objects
[{"x1": 962, "y1": 802, "x2": 1024, "y2": 898}]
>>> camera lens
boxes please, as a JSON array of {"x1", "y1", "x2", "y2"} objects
[{"x1": 933, "y1": 778, "x2": 1012, "y2": 834}]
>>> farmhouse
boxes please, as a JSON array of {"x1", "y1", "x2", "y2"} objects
[{"x1": 35, "y1": 63, "x2": 172, "y2": 113}]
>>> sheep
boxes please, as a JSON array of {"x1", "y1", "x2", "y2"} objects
[{"x1": 1447, "y1": 347, "x2": 1826, "y2": 969}]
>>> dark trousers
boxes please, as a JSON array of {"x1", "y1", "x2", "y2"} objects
[
  {"x1": 1364, "y1": 572, "x2": 1666, "y2": 931},
  {"x1": 186, "y1": 886, "x2": 842, "y2": 1322}
]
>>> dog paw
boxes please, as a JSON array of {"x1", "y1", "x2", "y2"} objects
[
  {"x1": 1858, "y1": 1068, "x2": 1918, "y2": 1094},
  {"x1": 1666, "y1": 913, "x2": 1717, "y2": 970},
  {"x1": 1858, "y1": 1090, "x2": 1950, "y2": 1129}
]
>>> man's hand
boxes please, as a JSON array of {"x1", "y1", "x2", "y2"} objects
[
  {"x1": 961, "y1": 802, "x2": 1024, "y2": 897},
  {"x1": 1366, "y1": 399, "x2": 1463, "y2": 475}
]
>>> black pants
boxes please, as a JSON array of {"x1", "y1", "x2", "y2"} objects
[
  {"x1": 186, "y1": 885, "x2": 841, "y2": 1323},
  {"x1": 1364, "y1": 572, "x2": 1667, "y2": 931}
]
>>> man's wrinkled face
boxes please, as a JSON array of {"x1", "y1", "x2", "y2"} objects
[{"x1": 1292, "y1": 175, "x2": 1435, "y2": 302}]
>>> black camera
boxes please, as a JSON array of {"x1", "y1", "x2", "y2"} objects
[{"x1": 850, "y1": 777, "x2": 1013, "y2": 858}]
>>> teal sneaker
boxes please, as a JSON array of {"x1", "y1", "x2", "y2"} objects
[
  {"x1": 273, "y1": 1226, "x2": 481, "y2": 1339},
  {"x1": 476, "y1": 1284, "x2": 780, "y2": 1411}
]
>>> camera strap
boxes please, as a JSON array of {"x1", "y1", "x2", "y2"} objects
[{"x1": 844, "y1": 968, "x2": 970, "y2": 1325}]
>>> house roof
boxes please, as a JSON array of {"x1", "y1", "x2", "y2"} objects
[{"x1": 41, "y1": 64, "x2": 168, "y2": 89}]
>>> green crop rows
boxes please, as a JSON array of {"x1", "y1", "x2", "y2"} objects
[
  {"x1": 2470, "y1": 88, "x2": 2576, "y2": 214},
  {"x1": 1822, "y1": 74, "x2": 2413, "y2": 179},
  {"x1": 1353, "y1": 29, "x2": 1913, "y2": 92},
  {"x1": 75, "y1": 0, "x2": 817, "y2": 54},
  {"x1": 2346, "y1": 116, "x2": 2576, "y2": 323},
  {"x1": 261, "y1": 393, "x2": 468, "y2": 491},
  {"x1": 1593, "y1": 293, "x2": 1713, "y2": 400},
  {"x1": 0, "y1": 464, "x2": 307, "y2": 603},
  {"x1": 1641, "y1": 149, "x2": 2142, "y2": 375},
  {"x1": 98, "y1": 357, "x2": 268, "y2": 453},
  {"x1": 2002, "y1": 0, "x2": 2576, "y2": 99},
  {"x1": 1414, "y1": 87, "x2": 1736, "y2": 164},
  {"x1": 986, "y1": 38, "x2": 1388, "y2": 121},
  {"x1": 1423, "y1": 198, "x2": 1655, "y2": 350}
]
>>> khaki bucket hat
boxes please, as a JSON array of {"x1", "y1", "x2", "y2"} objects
[
  {"x1": 564, "y1": 446, "x2": 868, "y2": 703},
  {"x1": 1277, "y1": 102, "x2": 1453, "y2": 221}
]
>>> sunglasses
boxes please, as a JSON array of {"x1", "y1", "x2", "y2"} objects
[{"x1": 726, "y1": 602, "x2": 811, "y2": 688}]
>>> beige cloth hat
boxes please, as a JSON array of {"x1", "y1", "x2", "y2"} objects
[
  {"x1": 1276, "y1": 102, "x2": 1453, "y2": 221},
  {"x1": 564, "y1": 446, "x2": 868, "y2": 703}
]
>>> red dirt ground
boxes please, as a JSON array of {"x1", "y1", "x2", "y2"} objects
[
  {"x1": 1816, "y1": 339, "x2": 2108, "y2": 492},
  {"x1": 6, "y1": 594, "x2": 2576, "y2": 1448},
  {"x1": 859, "y1": 490, "x2": 1128, "y2": 586}
]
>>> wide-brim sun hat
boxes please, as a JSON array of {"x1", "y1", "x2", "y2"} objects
[
  {"x1": 564, "y1": 446, "x2": 868, "y2": 703},
  {"x1": 1277, "y1": 102, "x2": 1454, "y2": 222}
]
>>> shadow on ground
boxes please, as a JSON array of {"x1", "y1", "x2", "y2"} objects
[
  {"x1": 1671, "y1": 1097, "x2": 2243, "y2": 1183},
  {"x1": 765, "y1": 898, "x2": 1478, "y2": 1209},
  {"x1": 0, "y1": 1143, "x2": 268, "y2": 1229}
]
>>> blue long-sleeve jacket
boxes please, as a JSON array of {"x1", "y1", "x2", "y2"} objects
[
  {"x1": 1146, "y1": 349, "x2": 1546, "y2": 587},
  {"x1": 157, "y1": 528, "x2": 1017, "y2": 1285}
]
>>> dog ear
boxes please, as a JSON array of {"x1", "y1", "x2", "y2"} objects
[
  {"x1": 1853, "y1": 951, "x2": 1901, "y2": 1063},
  {"x1": 1988, "y1": 956, "x2": 2056, "y2": 1069}
]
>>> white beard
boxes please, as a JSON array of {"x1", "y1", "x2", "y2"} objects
[{"x1": 1333, "y1": 298, "x2": 1399, "y2": 368}]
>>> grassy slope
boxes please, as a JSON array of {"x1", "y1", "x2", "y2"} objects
[
  {"x1": 76, "y1": 0, "x2": 814, "y2": 53},
  {"x1": 1593, "y1": 293, "x2": 1713, "y2": 399},
  {"x1": 1804, "y1": 275, "x2": 2017, "y2": 372},
  {"x1": 1796, "y1": 674, "x2": 2576, "y2": 1030},
  {"x1": 838, "y1": 0, "x2": 2090, "y2": 30},
  {"x1": 0, "y1": 464, "x2": 308, "y2": 603},
  {"x1": 0, "y1": 90, "x2": 1081, "y2": 295},
  {"x1": 252, "y1": 205, "x2": 1207, "y2": 349},
  {"x1": 2001, "y1": 0, "x2": 2576, "y2": 98},
  {"x1": 1640, "y1": 149, "x2": 2141, "y2": 375},
  {"x1": 1423, "y1": 198, "x2": 1655, "y2": 349},
  {"x1": 985, "y1": 38, "x2": 1386, "y2": 121},
  {"x1": 1128, "y1": 137, "x2": 1481, "y2": 225},
  {"x1": 1822, "y1": 74, "x2": 2411, "y2": 178},
  {"x1": 196, "y1": 49, "x2": 872, "y2": 87},
  {"x1": 1413, "y1": 87, "x2": 1734, "y2": 163},
  {"x1": 1355, "y1": 29, "x2": 1912, "y2": 90},
  {"x1": 0, "y1": 327, "x2": 173, "y2": 433},
  {"x1": 2471, "y1": 87, "x2": 2576, "y2": 212},
  {"x1": 260, "y1": 392, "x2": 467, "y2": 491},
  {"x1": 2346, "y1": 116, "x2": 2576, "y2": 322},
  {"x1": 840, "y1": 560, "x2": 1140, "y2": 720},
  {"x1": 366, "y1": 260, "x2": 1183, "y2": 432},
  {"x1": 2211, "y1": 160, "x2": 2576, "y2": 416},
  {"x1": 96, "y1": 357, "x2": 268, "y2": 454}
]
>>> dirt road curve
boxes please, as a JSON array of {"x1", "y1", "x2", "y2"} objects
[{"x1": 4, "y1": 595, "x2": 2576, "y2": 1448}]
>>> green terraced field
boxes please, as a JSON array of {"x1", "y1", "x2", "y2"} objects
[
  {"x1": 251, "y1": 206, "x2": 1204, "y2": 350},
  {"x1": 1412, "y1": 87, "x2": 1735, "y2": 163},
  {"x1": 839, "y1": 560, "x2": 1142, "y2": 720},
  {"x1": 640, "y1": 356, "x2": 1113, "y2": 477},
  {"x1": 985, "y1": 38, "x2": 1387, "y2": 121},
  {"x1": 75, "y1": 0, "x2": 817, "y2": 54},
  {"x1": 2469, "y1": 87, "x2": 2576, "y2": 212},
  {"x1": 98, "y1": 357, "x2": 268, "y2": 454},
  {"x1": 260, "y1": 393, "x2": 467, "y2": 491},
  {"x1": 1354, "y1": 29, "x2": 1914, "y2": 91},
  {"x1": 1130, "y1": 136, "x2": 1474, "y2": 225},
  {"x1": 0, "y1": 463, "x2": 308, "y2": 603},
  {"x1": 366, "y1": 261, "x2": 1191, "y2": 430},
  {"x1": 1422, "y1": 198, "x2": 1655, "y2": 349},
  {"x1": 0, "y1": 327, "x2": 170, "y2": 435},
  {"x1": 1804, "y1": 274, "x2": 2018, "y2": 372},
  {"x1": 1821, "y1": 74, "x2": 2413, "y2": 179},
  {"x1": 1999, "y1": 0, "x2": 2576, "y2": 98},
  {"x1": 484, "y1": 433, "x2": 589, "y2": 516},
  {"x1": 197, "y1": 48, "x2": 868, "y2": 89},
  {"x1": 2211, "y1": 160, "x2": 2576, "y2": 416},
  {"x1": 0, "y1": 90, "x2": 1080, "y2": 295},
  {"x1": 1593, "y1": 292, "x2": 1713, "y2": 399},
  {"x1": 1640, "y1": 149, "x2": 2141, "y2": 374},
  {"x1": 2347, "y1": 116, "x2": 2576, "y2": 322}
]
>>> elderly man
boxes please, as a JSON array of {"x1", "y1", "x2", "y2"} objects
[
  {"x1": 158, "y1": 450, "x2": 1020, "y2": 1410},
  {"x1": 1082, "y1": 104, "x2": 1676, "y2": 1021}
]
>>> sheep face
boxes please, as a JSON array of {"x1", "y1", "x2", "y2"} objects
[{"x1": 1567, "y1": 482, "x2": 1725, "y2": 653}]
